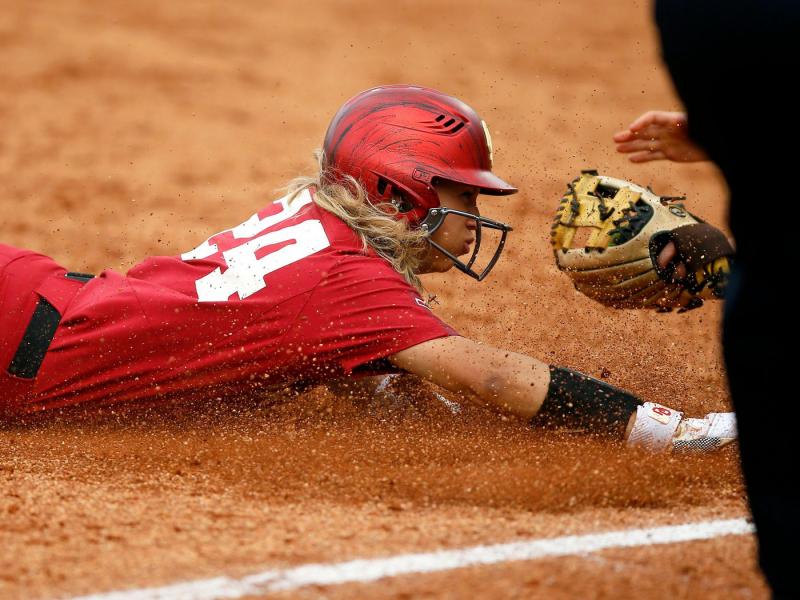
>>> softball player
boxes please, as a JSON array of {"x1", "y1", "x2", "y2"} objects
[{"x1": 0, "y1": 85, "x2": 733, "y2": 452}]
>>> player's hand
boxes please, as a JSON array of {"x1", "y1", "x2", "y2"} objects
[{"x1": 613, "y1": 111, "x2": 708, "y2": 163}]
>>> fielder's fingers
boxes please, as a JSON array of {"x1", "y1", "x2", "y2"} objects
[
  {"x1": 615, "y1": 139, "x2": 661, "y2": 154},
  {"x1": 657, "y1": 242, "x2": 687, "y2": 281},
  {"x1": 627, "y1": 110, "x2": 662, "y2": 132},
  {"x1": 628, "y1": 150, "x2": 666, "y2": 163},
  {"x1": 613, "y1": 129, "x2": 636, "y2": 142},
  {"x1": 657, "y1": 241, "x2": 677, "y2": 269},
  {"x1": 615, "y1": 122, "x2": 669, "y2": 143},
  {"x1": 651, "y1": 111, "x2": 688, "y2": 128},
  {"x1": 639, "y1": 122, "x2": 685, "y2": 141}
]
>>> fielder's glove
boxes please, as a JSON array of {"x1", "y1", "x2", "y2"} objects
[{"x1": 551, "y1": 170, "x2": 734, "y2": 311}]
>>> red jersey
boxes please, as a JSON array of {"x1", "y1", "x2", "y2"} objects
[{"x1": 2, "y1": 190, "x2": 456, "y2": 414}]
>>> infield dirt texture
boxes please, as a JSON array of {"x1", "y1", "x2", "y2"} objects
[{"x1": 0, "y1": 1, "x2": 766, "y2": 598}]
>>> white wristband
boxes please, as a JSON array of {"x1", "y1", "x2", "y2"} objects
[{"x1": 627, "y1": 402, "x2": 683, "y2": 452}]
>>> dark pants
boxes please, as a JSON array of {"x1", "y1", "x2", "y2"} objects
[{"x1": 656, "y1": 1, "x2": 799, "y2": 597}]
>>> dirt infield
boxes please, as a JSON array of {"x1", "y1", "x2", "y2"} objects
[{"x1": 0, "y1": 1, "x2": 767, "y2": 598}]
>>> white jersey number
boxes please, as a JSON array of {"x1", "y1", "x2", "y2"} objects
[{"x1": 181, "y1": 191, "x2": 330, "y2": 302}]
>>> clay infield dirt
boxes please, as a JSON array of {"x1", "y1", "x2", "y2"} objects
[{"x1": 0, "y1": 1, "x2": 768, "y2": 598}]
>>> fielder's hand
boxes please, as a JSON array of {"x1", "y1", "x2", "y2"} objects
[{"x1": 613, "y1": 111, "x2": 708, "y2": 163}]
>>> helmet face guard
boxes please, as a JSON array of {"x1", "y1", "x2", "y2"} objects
[{"x1": 420, "y1": 207, "x2": 513, "y2": 281}]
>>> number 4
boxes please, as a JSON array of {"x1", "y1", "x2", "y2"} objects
[{"x1": 185, "y1": 191, "x2": 331, "y2": 302}]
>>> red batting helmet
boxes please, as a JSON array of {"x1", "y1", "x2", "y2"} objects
[{"x1": 321, "y1": 85, "x2": 518, "y2": 225}]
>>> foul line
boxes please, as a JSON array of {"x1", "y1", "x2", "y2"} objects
[{"x1": 69, "y1": 517, "x2": 753, "y2": 600}]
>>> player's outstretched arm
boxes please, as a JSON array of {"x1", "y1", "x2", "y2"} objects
[
  {"x1": 390, "y1": 335, "x2": 551, "y2": 420},
  {"x1": 390, "y1": 336, "x2": 737, "y2": 452},
  {"x1": 613, "y1": 111, "x2": 708, "y2": 163}
]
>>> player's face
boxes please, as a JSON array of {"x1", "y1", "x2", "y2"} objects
[{"x1": 418, "y1": 181, "x2": 480, "y2": 273}]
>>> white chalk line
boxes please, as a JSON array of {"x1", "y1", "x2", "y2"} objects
[{"x1": 68, "y1": 517, "x2": 753, "y2": 600}]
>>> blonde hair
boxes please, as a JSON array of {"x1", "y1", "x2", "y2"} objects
[{"x1": 285, "y1": 150, "x2": 428, "y2": 292}]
